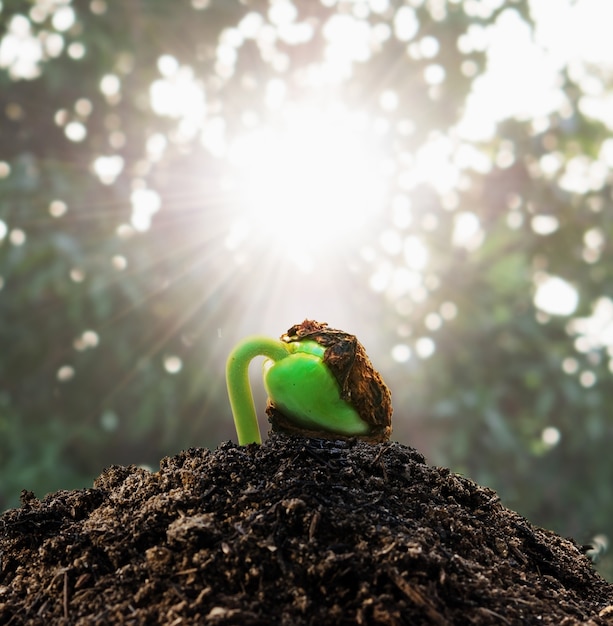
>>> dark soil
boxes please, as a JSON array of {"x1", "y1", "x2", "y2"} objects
[{"x1": 1, "y1": 435, "x2": 612, "y2": 625}]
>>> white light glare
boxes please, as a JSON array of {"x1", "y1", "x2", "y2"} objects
[{"x1": 228, "y1": 105, "x2": 388, "y2": 270}]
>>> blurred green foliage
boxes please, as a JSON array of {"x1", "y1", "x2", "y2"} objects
[{"x1": 0, "y1": 0, "x2": 612, "y2": 579}]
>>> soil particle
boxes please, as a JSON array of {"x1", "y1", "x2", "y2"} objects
[{"x1": 1, "y1": 435, "x2": 612, "y2": 625}]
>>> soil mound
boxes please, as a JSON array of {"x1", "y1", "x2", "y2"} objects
[{"x1": 1, "y1": 435, "x2": 612, "y2": 625}]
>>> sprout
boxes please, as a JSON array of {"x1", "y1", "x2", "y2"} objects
[
  {"x1": 226, "y1": 320, "x2": 392, "y2": 445},
  {"x1": 225, "y1": 335, "x2": 291, "y2": 445}
]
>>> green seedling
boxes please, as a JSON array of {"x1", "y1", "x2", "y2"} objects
[
  {"x1": 226, "y1": 335, "x2": 369, "y2": 445},
  {"x1": 226, "y1": 320, "x2": 393, "y2": 445}
]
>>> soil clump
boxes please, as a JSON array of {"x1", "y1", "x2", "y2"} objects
[{"x1": 1, "y1": 434, "x2": 612, "y2": 625}]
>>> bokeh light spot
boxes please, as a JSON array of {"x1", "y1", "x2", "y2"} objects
[
  {"x1": 93, "y1": 155, "x2": 124, "y2": 185},
  {"x1": 112, "y1": 255, "x2": 127, "y2": 271},
  {"x1": 57, "y1": 365, "x2": 75, "y2": 382},
  {"x1": 9, "y1": 229, "x2": 26, "y2": 246},
  {"x1": 579, "y1": 370, "x2": 597, "y2": 388},
  {"x1": 541, "y1": 426, "x2": 561, "y2": 448},
  {"x1": 52, "y1": 6, "x2": 76, "y2": 32},
  {"x1": 391, "y1": 343, "x2": 412, "y2": 363},
  {"x1": 415, "y1": 337, "x2": 436, "y2": 359},
  {"x1": 74, "y1": 330, "x2": 99, "y2": 351},
  {"x1": 70, "y1": 268, "x2": 85, "y2": 283},
  {"x1": 164, "y1": 355, "x2": 183, "y2": 374},
  {"x1": 65, "y1": 121, "x2": 87, "y2": 142},
  {"x1": 394, "y1": 6, "x2": 419, "y2": 42},
  {"x1": 100, "y1": 410, "x2": 119, "y2": 431},
  {"x1": 531, "y1": 215, "x2": 559, "y2": 236},
  {"x1": 67, "y1": 42, "x2": 86, "y2": 59},
  {"x1": 533, "y1": 275, "x2": 578, "y2": 317},
  {"x1": 130, "y1": 188, "x2": 161, "y2": 232}
]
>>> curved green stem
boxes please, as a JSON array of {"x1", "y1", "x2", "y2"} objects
[{"x1": 226, "y1": 336, "x2": 291, "y2": 445}]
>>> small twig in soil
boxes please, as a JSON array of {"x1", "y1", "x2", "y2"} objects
[
  {"x1": 477, "y1": 607, "x2": 511, "y2": 624},
  {"x1": 386, "y1": 566, "x2": 447, "y2": 626},
  {"x1": 63, "y1": 570, "x2": 69, "y2": 620},
  {"x1": 309, "y1": 510, "x2": 321, "y2": 542}
]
